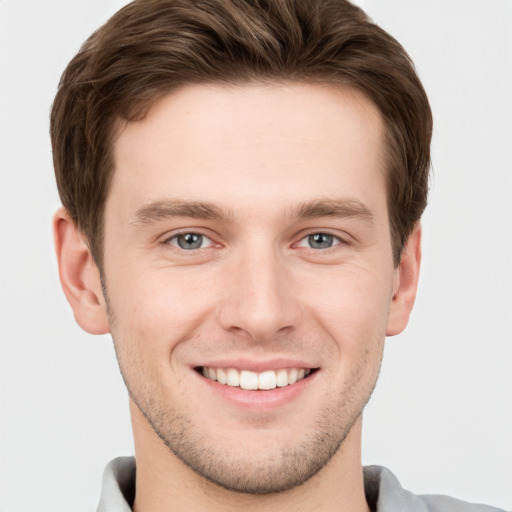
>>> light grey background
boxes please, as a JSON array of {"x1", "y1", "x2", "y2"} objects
[{"x1": 0, "y1": 1, "x2": 511, "y2": 511}]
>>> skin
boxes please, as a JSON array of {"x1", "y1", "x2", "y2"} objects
[{"x1": 54, "y1": 82, "x2": 421, "y2": 512}]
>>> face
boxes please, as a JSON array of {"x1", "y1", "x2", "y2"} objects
[{"x1": 101, "y1": 83, "x2": 400, "y2": 493}]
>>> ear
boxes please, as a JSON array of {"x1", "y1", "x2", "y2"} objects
[
  {"x1": 386, "y1": 223, "x2": 422, "y2": 336},
  {"x1": 53, "y1": 207, "x2": 110, "y2": 335}
]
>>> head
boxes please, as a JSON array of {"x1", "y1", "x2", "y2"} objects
[{"x1": 52, "y1": 0, "x2": 431, "y2": 498}]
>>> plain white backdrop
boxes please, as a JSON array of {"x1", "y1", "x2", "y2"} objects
[{"x1": 0, "y1": 1, "x2": 511, "y2": 511}]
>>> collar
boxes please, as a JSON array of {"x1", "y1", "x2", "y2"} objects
[{"x1": 97, "y1": 457, "x2": 505, "y2": 512}]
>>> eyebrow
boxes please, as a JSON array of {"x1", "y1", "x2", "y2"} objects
[
  {"x1": 131, "y1": 197, "x2": 374, "y2": 226},
  {"x1": 131, "y1": 200, "x2": 234, "y2": 225},
  {"x1": 290, "y1": 198, "x2": 375, "y2": 223}
]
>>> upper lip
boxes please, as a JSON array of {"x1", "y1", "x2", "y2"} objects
[{"x1": 194, "y1": 358, "x2": 319, "y2": 373}]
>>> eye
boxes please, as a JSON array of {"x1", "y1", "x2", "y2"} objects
[
  {"x1": 167, "y1": 232, "x2": 213, "y2": 250},
  {"x1": 297, "y1": 233, "x2": 342, "y2": 250}
]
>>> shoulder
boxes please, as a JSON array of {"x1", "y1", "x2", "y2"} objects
[{"x1": 363, "y1": 465, "x2": 508, "y2": 512}]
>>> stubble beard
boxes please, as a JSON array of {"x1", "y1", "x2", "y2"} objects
[
  {"x1": 103, "y1": 276, "x2": 383, "y2": 494},
  {"x1": 129, "y1": 390, "x2": 365, "y2": 495},
  {"x1": 114, "y1": 341, "x2": 382, "y2": 495}
]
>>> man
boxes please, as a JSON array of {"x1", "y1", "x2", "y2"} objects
[{"x1": 50, "y1": 1, "x2": 506, "y2": 511}]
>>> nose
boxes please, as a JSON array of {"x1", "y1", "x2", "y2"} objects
[{"x1": 218, "y1": 243, "x2": 301, "y2": 342}]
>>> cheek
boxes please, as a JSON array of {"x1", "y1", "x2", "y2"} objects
[
  {"x1": 106, "y1": 270, "x2": 213, "y2": 401},
  {"x1": 303, "y1": 265, "x2": 393, "y2": 351},
  {"x1": 107, "y1": 267, "x2": 219, "y2": 352}
]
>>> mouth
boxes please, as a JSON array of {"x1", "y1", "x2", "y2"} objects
[{"x1": 196, "y1": 366, "x2": 318, "y2": 390}]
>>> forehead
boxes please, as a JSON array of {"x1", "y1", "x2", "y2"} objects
[{"x1": 110, "y1": 82, "x2": 387, "y2": 219}]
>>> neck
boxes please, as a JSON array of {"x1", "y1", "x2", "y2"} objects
[{"x1": 130, "y1": 401, "x2": 370, "y2": 512}]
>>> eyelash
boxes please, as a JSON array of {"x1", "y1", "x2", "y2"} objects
[
  {"x1": 295, "y1": 232, "x2": 344, "y2": 250},
  {"x1": 164, "y1": 231, "x2": 215, "y2": 251},
  {"x1": 163, "y1": 230, "x2": 346, "y2": 252}
]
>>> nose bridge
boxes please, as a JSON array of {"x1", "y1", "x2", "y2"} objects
[{"x1": 219, "y1": 237, "x2": 299, "y2": 341}]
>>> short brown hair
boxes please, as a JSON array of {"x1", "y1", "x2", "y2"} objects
[{"x1": 51, "y1": 0, "x2": 432, "y2": 268}]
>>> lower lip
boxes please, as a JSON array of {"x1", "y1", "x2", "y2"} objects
[{"x1": 196, "y1": 370, "x2": 318, "y2": 411}]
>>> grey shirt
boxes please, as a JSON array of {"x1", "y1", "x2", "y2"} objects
[{"x1": 97, "y1": 456, "x2": 507, "y2": 512}]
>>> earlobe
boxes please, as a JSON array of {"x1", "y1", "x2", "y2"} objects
[
  {"x1": 53, "y1": 208, "x2": 110, "y2": 335},
  {"x1": 386, "y1": 223, "x2": 422, "y2": 336}
]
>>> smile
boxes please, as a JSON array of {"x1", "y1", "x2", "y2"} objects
[{"x1": 199, "y1": 367, "x2": 315, "y2": 390}]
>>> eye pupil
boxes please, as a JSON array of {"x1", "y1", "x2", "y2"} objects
[
  {"x1": 177, "y1": 233, "x2": 203, "y2": 250},
  {"x1": 308, "y1": 233, "x2": 333, "y2": 249}
]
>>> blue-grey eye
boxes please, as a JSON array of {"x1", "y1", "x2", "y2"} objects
[
  {"x1": 308, "y1": 233, "x2": 333, "y2": 249},
  {"x1": 169, "y1": 233, "x2": 212, "y2": 250},
  {"x1": 298, "y1": 233, "x2": 341, "y2": 249}
]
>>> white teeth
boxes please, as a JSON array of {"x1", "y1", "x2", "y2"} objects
[
  {"x1": 226, "y1": 368, "x2": 240, "y2": 387},
  {"x1": 216, "y1": 368, "x2": 227, "y2": 384},
  {"x1": 201, "y1": 366, "x2": 313, "y2": 389},
  {"x1": 258, "y1": 370, "x2": 277, "y2": 390},
  {"x1": 276, "y1": 369, "x2": 289, "y2": 387},
  {"x1": 240, "y1": 370, "x2": 258, "y2": 390}
]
